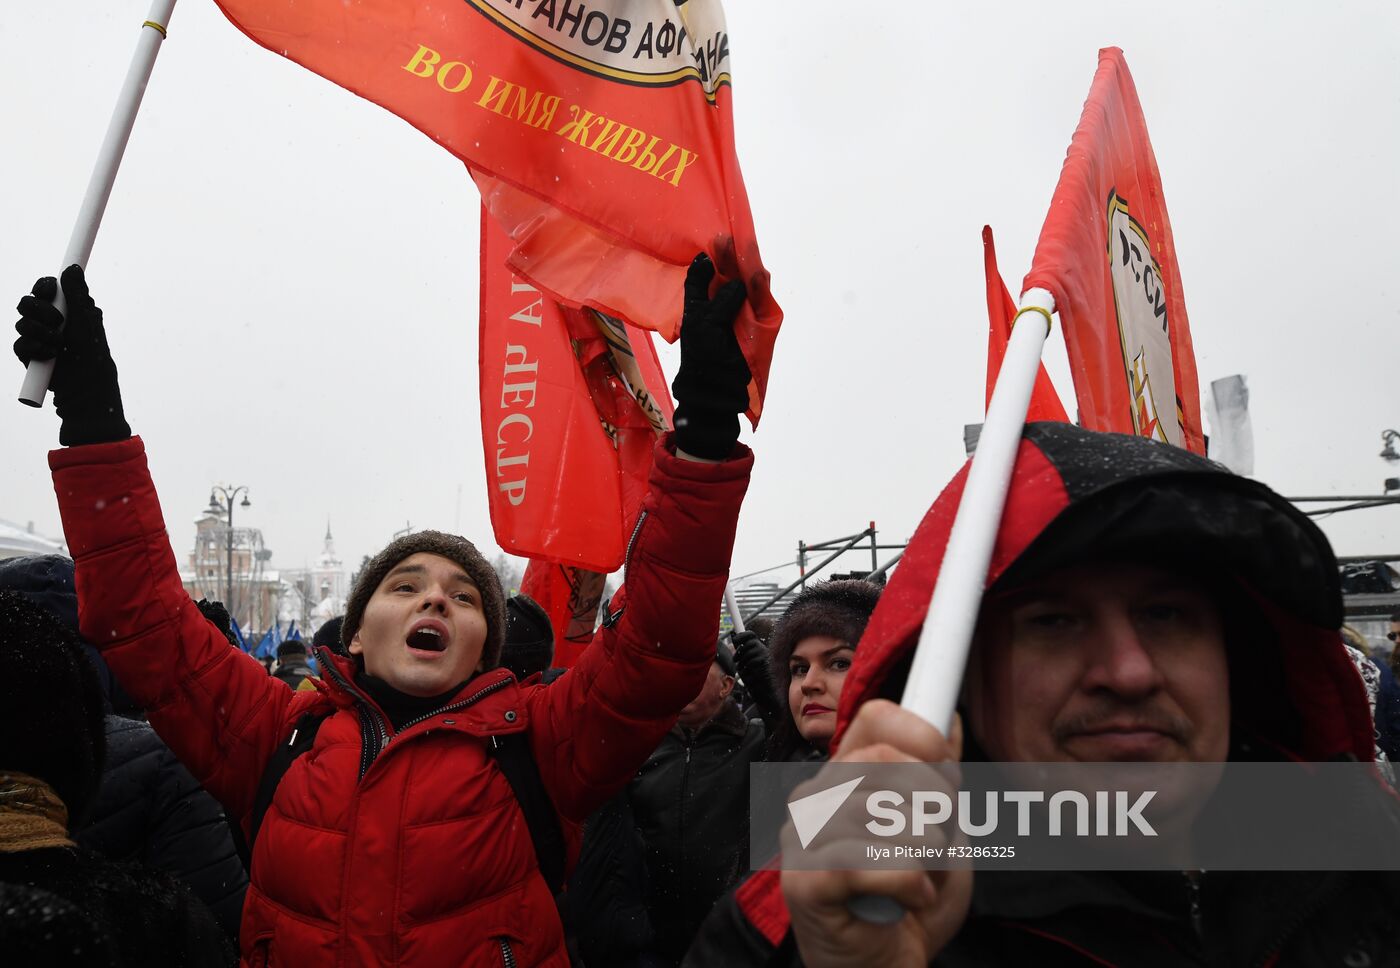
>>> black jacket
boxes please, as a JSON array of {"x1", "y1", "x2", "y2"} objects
[
  {"x1": 627, "y1": 700, "x2": 766, "y2": 964},
  {"x1": 564, "y1": 794, "x2": 655, "y2": 968},
  {"x1": 76, "y1": 715, "x2": 249, "y2": 939},
  {"x1": 0, "y1": 846, "x2": 235, "y2": 967},
  {"x1": 270, "y1": 658, "x2": 315, "y2": 691},
  {"x1": 0, "y1": 879, "x2": 121, "y2": 966},
  {"x1": 687, "y1": 867, "x2": 1400, "y2": 968},
  {"x1": 942, "y1": 869, "x2": 1400, "y2": 967}
]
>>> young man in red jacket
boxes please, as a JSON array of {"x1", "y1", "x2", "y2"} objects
[{"x1": 15, "y1": 256, "x2": 753, "y2": 967}]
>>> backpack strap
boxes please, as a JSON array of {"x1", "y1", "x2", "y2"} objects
[
  {"x1": 232, "y1": 709, "x2": 332, "y2": 870},
  {"x1": 488, "y1": 731, "x2": 568, "y2": 897}
]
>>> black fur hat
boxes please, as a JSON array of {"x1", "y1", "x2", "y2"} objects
[
  {"x1": 763, "y1": 579, "x2": 883, "y2": 762},
  {"x1": 768, "y1": 579, "x2": 884, "y2": 670},
  {"x1": 0, "y1": 591, "x2": 107, "y2": 825}
]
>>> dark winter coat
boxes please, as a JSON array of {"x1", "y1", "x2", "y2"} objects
[
  {"x1": 76, "y1": 714, "x2": 249, "y2": 939},
  {"x1": 627, "y1": 699, "x2": 765, "y2": 964},
  {"x1": 51, "y1": 433, "x2": 751, "y2": 968},
  {"x1": 0, "y1": 845, "x2": 234, "y2": 967},
  {"x1": 269, "y1": 657, "x2": 315, "y2": 691},
  {"x1": 563, "y1": 795, "x2": 655, "y2": 968},
  {"x1": 685, "y1": 423, "x2": 1400, "y2": 968},
  {"x1": 0, "y1": 880, "x2": 121, "y2": 966}
]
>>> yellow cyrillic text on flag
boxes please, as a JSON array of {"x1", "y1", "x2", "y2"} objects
[
  {"x1": 495, "y1": 277, "x2": 544, "y2": 508},
  {"x1": 401, "y1": 43, "x2": 700, "y2": 188}
]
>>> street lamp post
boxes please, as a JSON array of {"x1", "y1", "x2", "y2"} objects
[
  {"x1": 207, "y1": 485, "x2": 251, "y2": 616},
  {"x1": 1382, "y1": 430, "x2": 1400, "y2": 463}
]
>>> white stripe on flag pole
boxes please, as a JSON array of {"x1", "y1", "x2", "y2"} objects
[{"x1": 19, "y1": 0, "x2": 178, "y2": 408}]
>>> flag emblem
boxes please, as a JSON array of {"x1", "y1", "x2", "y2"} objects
[
  {"x1": 465, "y1": 0, "x2": 732, "y2": 95},
  {"x1": 1107, "y1": 189, "x2": 1182, "y2": 447}
]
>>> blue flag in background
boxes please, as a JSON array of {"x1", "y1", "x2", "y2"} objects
[
  {"x1": 230, "y1": 616, "x2": 250, "y2": 652},
  {"x1": 254, "y1": 621, "x2": 282, "y2": 660}
]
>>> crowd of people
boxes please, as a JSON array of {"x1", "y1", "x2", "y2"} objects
[{"x1": 5, "y1": 260, "x2": 1400, "y2": 967}]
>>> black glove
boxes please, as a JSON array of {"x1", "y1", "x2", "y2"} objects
[
  {"x1": 671, "y1": 252, "x2": 750, "y2": 460},
  {"x1": 732, "y1": 630, "x2": 783, "y2": 731},
  {"x1": 14, "y1": 265, "x2": 129, "y2": 446},
  {"x1": 194, "y1": 599, "x2": 239, "y2": 649}
]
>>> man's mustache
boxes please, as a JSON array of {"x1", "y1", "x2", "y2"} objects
[{"x1": 1052, "y1": 704, "x2": 1193, "y2": 744}]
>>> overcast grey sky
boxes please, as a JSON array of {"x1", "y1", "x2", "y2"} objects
[{"x1": 2, "y1": 1, "x2": 1397, "y2": 590}]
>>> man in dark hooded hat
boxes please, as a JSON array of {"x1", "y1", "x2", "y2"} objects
[{"x1": 688, "y1": 423, "x2": 1400, "y2": 967}]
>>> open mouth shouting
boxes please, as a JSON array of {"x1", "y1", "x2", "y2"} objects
[{"x1": 406, "y1": 619, "x2": 451, "y2": 657}]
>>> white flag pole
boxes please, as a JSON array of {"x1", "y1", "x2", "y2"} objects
[
  {"x1": 18, "y1": 0, "x2": 177, "y2": 408},
  {"x1": 724, "y1": 583, "x2": 746, "y2": 635},
  {"x1": 898, "y1": 287, "x2": 1055, "y2": 731},
  {"x1": 846, "y1": 287, "x2": 1055, "y2": 927}
]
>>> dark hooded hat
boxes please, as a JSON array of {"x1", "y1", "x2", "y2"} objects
[
  {"x1": 0, "y1": 590, "x2": 108, "y2": 824},
  {"x1": 835, "y1": 422, "x2": 1369, "y2": 764}
]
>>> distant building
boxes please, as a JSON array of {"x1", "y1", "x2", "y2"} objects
[
  {"x1": 313, "y1": 523, "x2": 347, "y2": 610},
  {"x1": 0, "y1": 519, "x2": 66, "y2": 560},
  {"x1": 180, "y1": 506, "x2": 277, "y2": 636},
  {"x1": 726, "y1": 581, "x2": 800, "y2": 630},
  {"x1": 281, "y1": 523, "x2": 349, "y2": 637}
]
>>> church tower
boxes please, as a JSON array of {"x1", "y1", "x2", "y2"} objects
[{"x1": 309, "y1": 521, "x2": 348, "y2": 633}]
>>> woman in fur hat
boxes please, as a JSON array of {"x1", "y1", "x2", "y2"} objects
[{"x1": 762, "y1": 579, "x2": 883, "y2": 762}]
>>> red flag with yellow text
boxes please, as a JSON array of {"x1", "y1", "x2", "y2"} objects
[
  {"x1": 483, "y1": 208, "x2": 673, "y2": 663},
  {"x1": 212, "y1": 0, "x2": 781, "y2": 422},
  {"x1": 480, "y1": 212, "x2": 667, "y2": 574},
  {"x1": 1023, "y1": 48, "x2": 1203, "y2": 453}
]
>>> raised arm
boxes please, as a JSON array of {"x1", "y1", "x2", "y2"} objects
[
  {"x1": 527, "y1": 253, "x2": 755, "y2": 818},
  {"x1": 18, "y1": 266, "x2": 299, "y2": 821}
]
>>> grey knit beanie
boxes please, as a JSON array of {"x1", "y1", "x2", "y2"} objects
[{"x1": 341, "y1": 531, "x2": 507, "y2": 671}]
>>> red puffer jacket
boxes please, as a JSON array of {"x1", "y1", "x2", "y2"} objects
[{"x1": 51, "y1": 434, "x2": 752, "y2": 967}]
